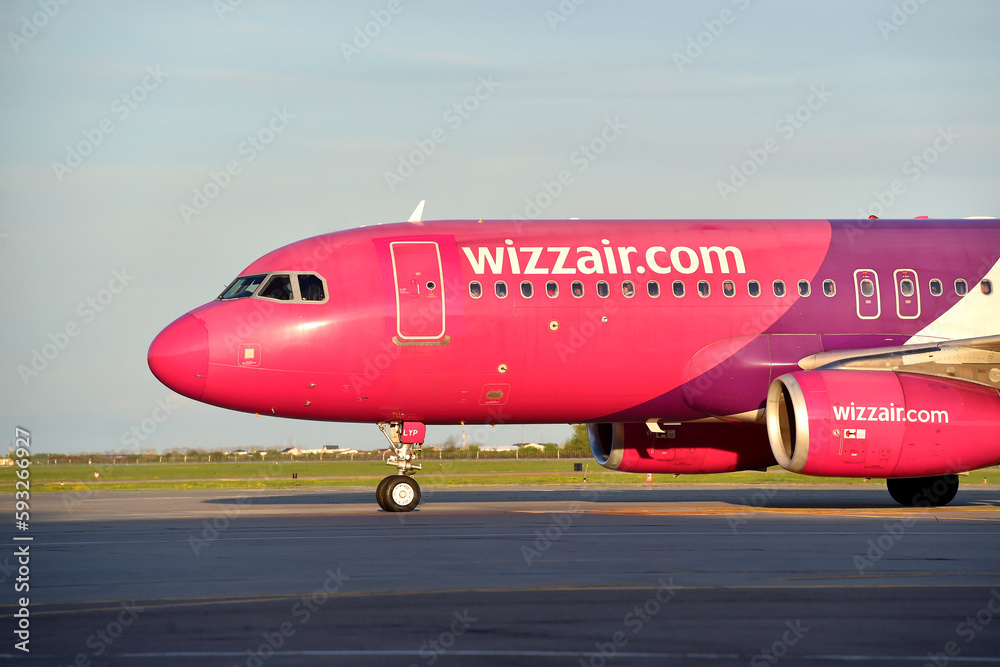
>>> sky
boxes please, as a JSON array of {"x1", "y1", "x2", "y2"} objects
[{"x1": 2, "y1": 0, "x2": 999, "y2": 455}]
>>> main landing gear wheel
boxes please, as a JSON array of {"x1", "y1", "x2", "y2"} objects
[
  {"x1": 887, "y1": 474, "x2": 959, "y2": 507},
  {"x1": 376, "y1": 475, "x2": 421, "y2": 512}
]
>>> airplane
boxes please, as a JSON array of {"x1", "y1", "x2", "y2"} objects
[{"x1": 148, "y1": 204, "x2": 1000, "y2": 511}]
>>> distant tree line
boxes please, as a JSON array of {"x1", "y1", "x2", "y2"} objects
[{"x1": 25, "y1": 426, "x2": 593, "y2": 464}]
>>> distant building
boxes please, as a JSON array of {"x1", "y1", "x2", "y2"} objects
[
  {"x1": 479, "y1": 443, "x2": 546, "y2": 452},
  {"x1": 295, "y1": 445, "x2": 359, "y2": 455},
  {"x1": 514, "y1": 443, "x2": 545, "y2": 450},
  {"x1": 280, "y1": 446, "x2": 361, "y2": 456}
]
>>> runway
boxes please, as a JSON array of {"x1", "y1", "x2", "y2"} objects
[{"x1": 6, "y1": 484, "x2": 1000, "y2": 665}]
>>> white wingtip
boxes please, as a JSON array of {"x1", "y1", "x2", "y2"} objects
[{"x1": 408, "y1": 200, "x2": 426, "y2": 225}]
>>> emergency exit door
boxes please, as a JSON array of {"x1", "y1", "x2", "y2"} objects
[
  {"x1": 854, "y1": 269, "x2": 881, "y2": 320},
  {"x1": 894, "y1": 269, "x2": 921, "y2": 319}
]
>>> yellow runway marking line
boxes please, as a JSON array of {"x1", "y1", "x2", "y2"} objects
[{"x1": 583, "y1": 507, "x2": 1000, "y2": 520}]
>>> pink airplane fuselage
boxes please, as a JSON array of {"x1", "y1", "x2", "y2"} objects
[{"x1": 148, "y1": 218, "x2": 1000, "y2": 428}]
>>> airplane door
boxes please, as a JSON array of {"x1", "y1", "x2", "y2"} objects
[
  {"x1": 390, "y1": 241, "x2": 446, "y2": 342},
  {"x1": 854, "y1": 269, "x2": 881, "y2": 320},
  {"x1": 893, "y1": 269, "x2": 920, "y2": 319}
]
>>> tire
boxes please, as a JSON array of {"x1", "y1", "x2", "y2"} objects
[
  {"x1": 886, "y1": 478, "x2": 919, "y2": 506},
  {"x1": 385, "y1": 475, "x2": 421, "y2": 512},
  {"x1": 887, "y1": 475, "x2": 959, "y2": 507},
  {"x1": 375, "y1": 476, "x2": 393, "y2": 511}
]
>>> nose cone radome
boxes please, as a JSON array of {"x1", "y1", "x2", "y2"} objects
[{"x1": 148, "y1": 314, "x2": 209, "y2": 400}]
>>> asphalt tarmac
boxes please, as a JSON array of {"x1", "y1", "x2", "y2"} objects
[{"x1": 5, "y1": 483, "x2": 1000, "y2": 666}]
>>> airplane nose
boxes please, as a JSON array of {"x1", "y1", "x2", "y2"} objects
[{"x1": 148, "y1": 314, "x2": 209, "y2": 400}]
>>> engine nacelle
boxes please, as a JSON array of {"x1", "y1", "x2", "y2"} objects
[
  {"x1": 588, "y1": 421, "x2": 776, "y2": 474},
  {"x1": 766, "y1": 370, "x2": 1000, "y2": 478}
]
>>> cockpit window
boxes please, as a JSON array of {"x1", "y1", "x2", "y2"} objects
[
  {"x1": 220, "y1": 274, "x2": 266, "y2": 299},
  {"x1": 298, "y1": 274, "x2": 326, "y2": 301},
  {"x1": 220, "y1": 272, "x2": 327, "y2": 303},
  {"x1": 259, "y1": 274, "x2": 293, "y2": 300}
]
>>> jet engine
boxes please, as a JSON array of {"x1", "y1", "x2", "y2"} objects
[
  {"x1": 588, "y1": 421, "x2": 776, "y2": 474},
  {"x1": 766, "y1": 370, "x2": 1000, "y2": 478}
]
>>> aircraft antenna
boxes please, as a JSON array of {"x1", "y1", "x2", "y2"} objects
[{"x1": 408, "y1": 200, "x2": 426, "y2": 225}]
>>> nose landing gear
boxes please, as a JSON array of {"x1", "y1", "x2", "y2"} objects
[{"x1": 376, "y1": 421, "x2": 425, "y2": 512}]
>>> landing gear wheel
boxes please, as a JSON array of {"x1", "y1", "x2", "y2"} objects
[
  {"x1": 887, "y1": 474, "x2": 959, "y2": 507},
  {"x1": 375, "y1": 476, "x2": 393, "y2": 511},
  {"x1": 385, "y1": 475, "x2": 421, "y2": 512},
  {"x1": 886, "y1": 478, "x2": 919, "y2": 506},
  {"x1": 375, "y1": 422, "x2": 425, "y2": 512}
]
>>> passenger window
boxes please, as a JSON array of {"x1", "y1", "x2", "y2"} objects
[
  {"x1": 597, "y1": 281, "x2": 610, "y2": 298},
  {"x1": 647, "y1": 280, "x2": 660, "y2": 298},
  {"x1": 571, "y1": 281, "x2": 584, "y2": 298},
  {"x1": 622, "y1": 281, "x2": 635, "y2": 298},
  {"x1": 748, "y1": 280, "x2": 761, "y2": 298},
  {"x1": 982, "y1": 280, "x2": 993, "y2": 296},
  {"x1": 929, "y1": 279, "x2": 943, "y2": 296},
  {"x1": 698, "y1": 280, "x2": 710, "y2": 298},
  {"x1": 545, "y1": 281, "x2": 559, "y2": 298},
  {"x1": 672, "y1": 281, "x2": 685, "y2": 298},
  {"x1": 260, "y1": 274, "x2": 292, "y2": 300},
  {"x1": 469, "y1": 281, "x2": 482, "y2": 299},
  {"x1": 520, "y1": 281, "x2": 533, "y2": 298},
  {"x1": 860, "y1": 279, "x2": 875, "y2": 298},
  {"x1": 722, "y1": 280, "x2": 735, "y2": 298},
  {"x1": 773, "y1": 280, "x2": 786, "y2": 298},
  {"x1": 495, "y1": 281, "x2": 508, "y2": 298},
  {"x1": 955, "y1": 279, "x2": 968, "y2": 296},
  {"x1": 823, "y1": 280, "x2": 836, "y2": 297},
  {"x1": 220, "y1": 274, "x2": 266, "y2": 299},
  {"x1": 899, "y1": 278, "x2": 915, "y2": 297},
  {"x1": 798, "y1": 280, "x2": 811, "y2": 297},
  {"x1": 298, "y1": 274, "x2": 326, "y2": 301}
]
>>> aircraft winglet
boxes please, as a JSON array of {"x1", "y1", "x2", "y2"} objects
[{"x1": 408, "y1": 200, "x2": 426, "y2": 225}]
